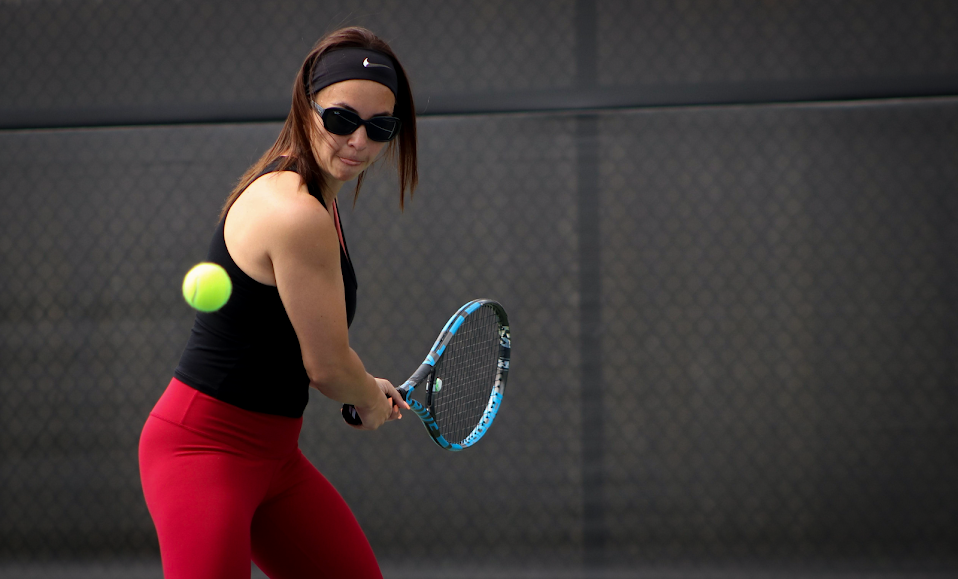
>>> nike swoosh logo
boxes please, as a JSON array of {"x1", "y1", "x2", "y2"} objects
[{"x1": 363, "y1": 57, "x2": 390, "y2": 69}]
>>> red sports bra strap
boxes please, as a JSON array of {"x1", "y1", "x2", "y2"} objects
[{"x1": 332, "y1": 200, "x2": 350, "y2": 263}]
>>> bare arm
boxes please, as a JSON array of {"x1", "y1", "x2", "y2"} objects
[{"x1": 256, "y1": 177, "x2": 405, "y2": 428}]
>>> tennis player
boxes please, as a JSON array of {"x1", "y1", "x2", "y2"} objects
[{"x1": 138, "y1": 27, "x2": 415, "y2": 578}]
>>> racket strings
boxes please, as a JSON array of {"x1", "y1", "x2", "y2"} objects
[{"x1": 432, "y1": 305, "x2": 501, "y2": 444}]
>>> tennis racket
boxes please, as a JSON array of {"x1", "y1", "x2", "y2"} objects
[{"x1": 343, "y1": 299, "x2": 511, "y2": 451}]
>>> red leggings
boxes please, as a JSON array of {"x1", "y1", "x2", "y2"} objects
[{"x1": 138, "y1": 378, "x2": 381, "y2": 579}]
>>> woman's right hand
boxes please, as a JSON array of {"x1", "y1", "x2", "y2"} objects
[{"x1": 351, "y1": 378, "x2": 408, "y2": 430}]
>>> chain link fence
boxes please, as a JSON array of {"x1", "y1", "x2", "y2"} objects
[{"x1": 2, "y1": 1, "x2": 957, "y2": 576}]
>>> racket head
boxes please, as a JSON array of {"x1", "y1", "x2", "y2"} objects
[{"x1": 406, "y1": 299, "x2": 511, "y2": 451}]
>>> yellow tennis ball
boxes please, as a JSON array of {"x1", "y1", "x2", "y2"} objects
[{"x1": 182, "y1": 262, "x2": 232, "y2": 312}]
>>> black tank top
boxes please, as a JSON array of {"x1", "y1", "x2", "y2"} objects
[{"x1": 173, "y1": 166, "x2": 358, "y2": 418}]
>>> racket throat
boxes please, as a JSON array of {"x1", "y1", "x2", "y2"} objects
[{"x1": 424, "y1": 368, "x2": 438, "y2": 407}]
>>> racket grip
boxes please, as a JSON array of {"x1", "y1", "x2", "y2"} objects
[
  {"x1": 341, "y1": 394, "x2": 393, "y2": 426},
  {"x1": 342, "y1": 386, "x2": 409, "y2": 426},
  {"x1": 342, "y1": 403, "x2": 363, "y2": 425}
]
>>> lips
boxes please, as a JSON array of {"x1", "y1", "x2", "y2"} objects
[{"x1": 339, "y1": 156, "x2": 363, "y2": 167}]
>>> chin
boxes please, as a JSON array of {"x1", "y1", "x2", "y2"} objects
[
  {"x1": 338, "y1": 164, "x2": 368, "y2": 181},
  {"x1": 334, "y1": 169, "x2": 363, "y2": 182}
]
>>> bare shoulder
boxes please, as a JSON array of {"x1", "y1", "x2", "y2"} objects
[
  {"x1": 225, "y1": 171, "x2": 337, "y2": 285},
  {"x1": 235, "y1": 171, "x2": 306, "y2": 213}
]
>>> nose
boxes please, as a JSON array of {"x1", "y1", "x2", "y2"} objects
[{"x1": 347, "y1": 125, "x2": 369, "y2": 149}]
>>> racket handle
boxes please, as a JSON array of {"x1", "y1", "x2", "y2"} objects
[
  {"x1": 342, "y1": 386, "x2": 409, "y2": 426},
  {"x1": 341, "y1": 395, "x2": 394, "y2": 426},
  {"x1": 342, "y1": 403, "x2": 363, "y2": 425}
]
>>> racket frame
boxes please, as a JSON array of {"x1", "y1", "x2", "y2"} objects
[{"x1": 398, "y1": 299, "x2": 510, "y2": 450}]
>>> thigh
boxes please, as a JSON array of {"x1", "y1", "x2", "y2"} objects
[
  {"x1": 139, "y1": 415, "x2": 270, "y2": 579},
  {"x1": 250, "y1": 451, "x2": 382, "y2": 579}
]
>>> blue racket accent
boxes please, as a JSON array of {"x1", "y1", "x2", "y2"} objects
[
  {"x1": 342, "y1": 299, "x2": 511, "y2": 452},
  {"x1": 431, "y1": 299, "x2": 482, "y2": 358},
  {"x1": 459, "y1": 390, "x2": 503, "y2": 448},
  {"x1": 407, "y1": 399, "x2": 461, "y2": 451},
  {"x1": 423, "y1": 299, "x2": 479, "y2": 365}
]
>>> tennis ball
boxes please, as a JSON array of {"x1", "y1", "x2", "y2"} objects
[{"x1": 182, "y1": 262, "x2": 232, "y2": 312}]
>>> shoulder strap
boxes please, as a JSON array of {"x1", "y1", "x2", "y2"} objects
[{"x1": 332, "y1": 200, "x2": 351, "y2": 263}]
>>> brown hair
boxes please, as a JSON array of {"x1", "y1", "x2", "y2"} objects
[{"x1": 219, "y1": 27, "x2": 418, "y2": 220}]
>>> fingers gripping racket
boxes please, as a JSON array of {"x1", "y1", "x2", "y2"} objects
[{"x1": 343, "y1": 299, "x2": 511, "y2": 451}]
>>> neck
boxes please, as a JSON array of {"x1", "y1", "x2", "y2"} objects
[{"x1": 321, "y1": 174, "x2": 344, "y2": 208}]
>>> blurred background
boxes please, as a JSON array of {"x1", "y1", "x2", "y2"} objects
[{"x1": 1, "y1": 1, "x2": 957, "y2": 577}]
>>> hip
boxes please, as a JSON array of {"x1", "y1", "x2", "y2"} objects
[{"x1": 143, "y1": 377, "x2": 303, "y2": 459}]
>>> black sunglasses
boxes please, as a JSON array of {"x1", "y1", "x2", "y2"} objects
[{"x1": 311, "y1": 102, "x2": 401, "y2": 142}]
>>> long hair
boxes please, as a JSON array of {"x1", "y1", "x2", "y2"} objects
[{"x1": 219, "y1": 27, "x2": 418, "y2": 220}]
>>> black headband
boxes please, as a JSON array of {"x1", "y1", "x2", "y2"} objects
[{"x1": 309, "y1": 47, "x2": 399, "y2": 97}]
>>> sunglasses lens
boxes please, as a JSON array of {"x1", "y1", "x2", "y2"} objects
[
  {"x1": 323, "y1": 109, "x2": 360, "y2": 136},
  {"x1": 365, "y1": 117, "x2": 401, "y2": 142}
]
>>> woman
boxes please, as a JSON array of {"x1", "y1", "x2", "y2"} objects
[{"x1": 139, "y1": 27, "x2": 416, "y2": 579}]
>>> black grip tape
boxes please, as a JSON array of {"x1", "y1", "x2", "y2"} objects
[{"x1": 342, "y1": 394, "x2": 393, "y2": 426}]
